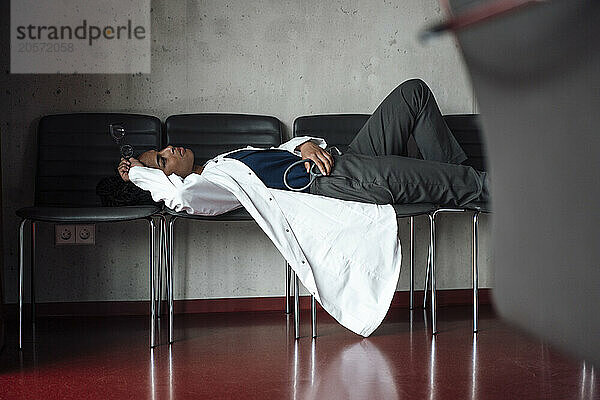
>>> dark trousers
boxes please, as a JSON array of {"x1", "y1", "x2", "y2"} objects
[{"x1": 308, "y1": 79, "x2": 489, "y2": 206}]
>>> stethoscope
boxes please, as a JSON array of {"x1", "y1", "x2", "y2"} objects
[
  {"x1": 109, "y1": 123, "x2": 135, "y2": 159},
  {"x1": 283, "y1": 146, "x2": 342, "y2": 192}
]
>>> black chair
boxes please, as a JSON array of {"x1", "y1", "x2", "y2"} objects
[
  {"x1": 16, "y1": 113, "x2": 163, "y2": 349},
  {"x1": 292, "y1": 114, "x2": 437, "y2": 337},
  {"x1": 162, "y1": 113, "x2": 283, "y2": 344},
  {"x1": 422, "y1": 114, "x2": 491, "y2": 334},
  {"x1": 292, "y1": 113, "x2": 489, "y2": 337}
]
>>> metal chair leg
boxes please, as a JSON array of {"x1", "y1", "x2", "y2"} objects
[
  {"x1": 311, "y1": 295, "x2": 317, "y2": 338},
  {"x1": 18, "y1": 219, "x2": 27, "y2": 349},
  {"x1": 423, "y1": 212, "x2": 435, "y2": 310},
  {"x1": 473, "y1": 212, "x2": 480, "y2": 333},
  {"x1": 410, "y1": 217, "x2": 415, "y2": 310},
  {"x1": 430, "y1": 213, "x2": 438, "y2": 335},
  {"x1": 290, "y1": 266, "x2": 295, "y2": 300},
  {"x1": 157, "y1": 217, "x2": 163, "y2": 319},
  {"x1": 423, "y1": 241, "x2": 431, "y2": 309},
  {"x1": 148, "y1": 218, "x2": 157, "y2": 347},
  {"x1": 285, "y1": 262, "x2": 291, "y2": 314},
  {"x1": 294, "y1": 271, "x2": 299, "y2": 339},
  {"x1": 31, "y1": 222, "x2": 36, "y2": 328},
  {"x1": 168, "y1": 217, "x2": 176, "y2": 344}
]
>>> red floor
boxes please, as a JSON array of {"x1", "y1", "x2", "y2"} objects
[{"x1": 0, "y1": 305, "x2": 597, "y2": 399}]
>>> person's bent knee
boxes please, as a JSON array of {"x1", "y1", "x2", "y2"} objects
[
  {"x1": 385, "y1": 78, "x2": 430, "y2": 106},
  {"x1": 397, "y1": 78, "x2": 430, "y2": 97}
]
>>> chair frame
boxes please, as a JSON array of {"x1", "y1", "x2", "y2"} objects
[
  {"x1": 292, "y1": 213, "x2": 429, "y2": 339},
  {"x1": 422, "y1": 208, "x2": 489, "y2": 334},
  {"x1": 159, "y1": 113, "x2": 285, "y2": 344},
  {"x1": 290, "y1": 113, "x2": 489, "y2": 339},
  {"x1": 17, "y1": 112, "x2": 164, "y2": 350},
  {"x1": 162, "y1": 214, "x2": 291, "y2": 344},
  {"x1": 18, "y1": 214, "x2": 164, "y2": 349},
  {"x1": 299, "y1": 208, "x2": 487, "y2": 338}
]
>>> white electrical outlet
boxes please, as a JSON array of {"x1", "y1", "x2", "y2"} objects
[
  {"x1": 76, "y1": 225, "x2": 95, "y2": 245},
  {"x1": 55, "y1": 225, "x2": 76, "y2": 245}
]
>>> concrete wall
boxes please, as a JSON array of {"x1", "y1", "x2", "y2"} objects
[{"x1": 0, "y1": 0, "x2": 491, "y2": 305}]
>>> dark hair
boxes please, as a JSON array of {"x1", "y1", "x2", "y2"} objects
[{"x1": 96, "y1": 175, "x2": 160, "y2": 207}]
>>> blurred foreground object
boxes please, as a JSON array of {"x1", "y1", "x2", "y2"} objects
[
  {"x1": 421, "y1": 0, "x2": 546, "y2": 41},
  {"x1": 0, "y1": 128, "x2": 3, "y2": 353},
  {"x1": 448, "y1": 0, "x2": 600, "y2": 365}
]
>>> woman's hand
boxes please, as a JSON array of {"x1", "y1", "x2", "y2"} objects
[
  {"x1": 298, "y1": 141, "x2": 334, "y2": 175},
  {"x1": 117, "y1": 157, "x2": 143, "y2": 182}
]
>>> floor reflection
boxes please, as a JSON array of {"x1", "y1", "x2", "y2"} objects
[
  {"x1": 581, "y1": 361, "x2": 596, "y2": 400},
  {"x1": 429, "y1": 335, "x2": 437, "y2": 400},
  {"x1": 149, "y1": 348, "x2": 156, "y2": 400},
  {"x1": 294, "y1": 338, "x2": 399, "y2": 399},
  {"x1": 169, "y1": 345, "x2": 174, "y2": 400},
  {"x1": 2, "y1": 306, "x2": 597, "y2": 399},
  {"x1": 293, "y1": 340, "x2": 299, "y2": 400},
  {"x1": 471, "y1": 334, "x2": 478, "y2": 400}
]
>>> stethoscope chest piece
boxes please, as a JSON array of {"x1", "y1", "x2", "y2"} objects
[
  {"x1": 109, "y1": 124, "x2": 135, "y2": 159},
  {"x1": 283, "y1": 146, "x2": 342, "y2": 192}
]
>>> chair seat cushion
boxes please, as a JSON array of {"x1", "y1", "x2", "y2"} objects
[
  {"x1": 392, "y1": 203, "x2": 438, "y2": 218},
  {"x1": 165, "y1": 207, "x2": 254, "y2": 221},
  {"x1": 16, "y1": 206, "x2": 161, "y2": 223},
  {"x1": 168, "y1": 203, "x2": 442, "y2": 221},
  {"x1": 164, "y1": 201, "x2": 488, "y2": 222},
  {"x1": 461, "y1": 201, "x2": 492, "y2": 213}
]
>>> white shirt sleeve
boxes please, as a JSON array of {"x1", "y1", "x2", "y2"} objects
[
  {"x1": 276, "y1": 136, "x2": 328, "y2": 157},
  {"x1": 128, "y1": 166, "x2": 185, "y2": 211},
  {"x1": 178, "y1": 173, "x2": 243, "y2": 216},
  {"x1": 128, "y1": 165, "x2": 242, "y2": 216}
]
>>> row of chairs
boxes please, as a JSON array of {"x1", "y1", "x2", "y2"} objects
[
  {"x1": 16, "y1": 112, "x2": 489, "y2": 349},
  {"x1": 292, "y1": 114, "x2": 490, "y2": 338}
]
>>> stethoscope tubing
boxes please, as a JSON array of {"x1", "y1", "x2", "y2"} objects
[
  {"x1": 283, "y1": 146, "x2": 342, "y2": 192},
  {"x1": 283, "y1": 159, "x2": 324, "y2": 192}
]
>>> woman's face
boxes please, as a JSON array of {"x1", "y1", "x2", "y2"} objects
[{"x1": 139, "y1": 145, "x2": 195, "y2": 177}]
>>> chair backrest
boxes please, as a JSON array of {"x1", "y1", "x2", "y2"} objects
[
  {"x1": 443, "y1": 114, "x2": 486, "y2": 171},
  {"x1": 165, "y1": 113, "x2": 283, "y2": 166},
  {"x1": 293, "y1": 114, "x2": 371, "y2": 155},
  {"x1": 293, "y1": 113, "x2": 487, "y2": 171},
  {"x1": 36, "y1": 113, "x2": 162, "y2": 207}
]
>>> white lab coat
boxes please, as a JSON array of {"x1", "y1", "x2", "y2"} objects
[{"x1": 129, "y1": 137, "x2": 402, "y2": 336}]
